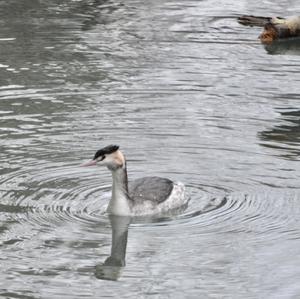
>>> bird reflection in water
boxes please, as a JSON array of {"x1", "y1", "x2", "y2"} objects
[{"x1": 95, "y1": 215, "x2": 131, "y2": 281}]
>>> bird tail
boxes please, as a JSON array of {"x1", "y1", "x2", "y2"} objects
[{"x1": 238, "y1": 15, "x2": 272, "y2": 27}]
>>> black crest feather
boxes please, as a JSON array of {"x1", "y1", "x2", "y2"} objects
[{"x1": 93, "y1": 145, "x2": 119, "y2": 160}]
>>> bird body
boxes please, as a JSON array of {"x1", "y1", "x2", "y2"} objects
[{"x1": 82, "y1": 145, "x2": 187, "y2": 216}]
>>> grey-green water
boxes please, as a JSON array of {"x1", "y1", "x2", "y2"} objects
[{"x1": 1, "y1": 0, "x2": 300, "y2": 298}]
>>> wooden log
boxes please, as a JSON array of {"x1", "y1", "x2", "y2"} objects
[
  {"x1": 260, "y1": 18, "x2": 300, "y2": 44},
  {"x1": 238, "y1": 15, "x2": 300, "y2": 44},
  {"x1": 238, "y1": 15, "x2": 272, "y2": 27}
]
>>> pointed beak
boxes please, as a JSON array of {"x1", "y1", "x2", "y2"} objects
[{"x1": 80, "y1": 159, "x2": 97, "y2": 167}]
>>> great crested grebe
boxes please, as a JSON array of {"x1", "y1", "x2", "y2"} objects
[
  {"x1": 238, "y1": 15, "x2": 300, "y2": 44},
  {"x1": 81, "y1": 145, "x2": 187, "y2": 216}
]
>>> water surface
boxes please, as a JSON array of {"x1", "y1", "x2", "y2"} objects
[{"x1": 1, "y1": 0, "x2": 300, "y2": 298}]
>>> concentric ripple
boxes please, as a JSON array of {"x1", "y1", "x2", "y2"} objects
[
  {"x1": 2, "y1": 161, "x2": 299, "y2": 244},
  {"x1": 1, "y1": 162, "x2": 225, "y2": 230},
  {"x1": 131, "y1": 185, "x2": 300, "y2": 244},
  {"x1": 1, "y1": 168, "x2": 110, "y2": 229}
]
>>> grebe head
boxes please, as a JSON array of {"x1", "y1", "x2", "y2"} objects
[{"x1": 81, "y1": 145, "x2": 126, "y2": 171}]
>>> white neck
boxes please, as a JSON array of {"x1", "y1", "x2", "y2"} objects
[{"x1": 107, "y1": 167, "x2": 131, "y2": 216}]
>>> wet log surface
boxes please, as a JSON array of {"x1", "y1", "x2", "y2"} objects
[{"x1": 238, "y1": 15, "x2": 300, "y2": 44}]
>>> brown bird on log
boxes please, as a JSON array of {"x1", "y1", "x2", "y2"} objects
[{"x1": 238, "y1": 15, "x2": 300, "y2": 44}]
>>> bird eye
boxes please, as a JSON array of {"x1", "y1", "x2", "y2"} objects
[{"x1": 99, "y1": 155, "x2": 105, "y2": 161}]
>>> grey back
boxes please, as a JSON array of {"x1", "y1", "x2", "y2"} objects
[{"x1": 129, "y1": 176, "x2": 173, "y2": 204}]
